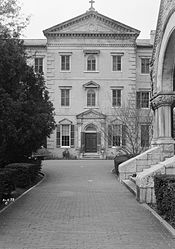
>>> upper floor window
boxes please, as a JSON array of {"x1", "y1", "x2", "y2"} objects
[
  {"x1": 112, "y1": 89, "x2": 121, "y2": 107},
  {"x1": 87, "y1": 89, "x2": 96, "y2": 107},
  {"x1": 61, "y1": 55, "x2": 71, "y2": 71},
  {"x1": 61, "y1": 89, "x2": 70, "y2": 106},
  {"x1": 87, "y1": 55, "x2": 96, "y2": 71},
  {"x1": 141, "y1": 58, "x2": 150, "y2": 74},
  {"x1": 136, "y1": 91, "x2": 150, "y2": 109},
  {"x1": 35, "y1": 58, "x2": 43, "y2": 74},
  {"x1": 112, "y1": 55, "x2": 122, "y2": 71}
]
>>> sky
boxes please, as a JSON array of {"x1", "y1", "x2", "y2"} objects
[{"x1": 20, "y1": 0, "x2": 161, "y2": 39}]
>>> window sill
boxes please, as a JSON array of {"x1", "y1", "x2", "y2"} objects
[
  {"x1": 60, "y1": 71, "x2": 71, "y2": 73},
  {"x1": 61, "y1": 146, "x2": 71, "y2": 148},
  {"x1": 84, "y1": 106, "x2": 99, "y2": 109},
  {"x1": 84, "y1": 71, "x2": 99, "y2": 73}
]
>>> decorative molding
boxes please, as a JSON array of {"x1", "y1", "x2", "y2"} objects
[
  {"x1": 47, "y1": 43, "x2": 136, "y2": 48},
  {"x1": 76, "y1": 109, "x2": 106, "y2": 119},
  {"x1": 151, "y1": 93, "x2": 175, "y2": 110}
]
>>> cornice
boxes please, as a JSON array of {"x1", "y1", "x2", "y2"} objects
[
  {"x1": 47, "y1": 43, "x2": 136, "y2": 48},
  {"x1": 46, "y1": 33, "x2": 138, "y2": 39}
]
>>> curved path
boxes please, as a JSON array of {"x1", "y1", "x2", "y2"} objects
[{"x1": 0, "y1": 160, "x2": 175, "y2": 249}]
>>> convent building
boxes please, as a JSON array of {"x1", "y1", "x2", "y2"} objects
[{"x1": 25, "y1": 1, "x2": 154, "y2": 159}]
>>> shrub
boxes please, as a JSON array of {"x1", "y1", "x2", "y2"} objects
[
  {"x1": 154, "y1": 175, "x2": 175, "y2": 222},
  {"x1": 5, "y1": 162, "x2": 42, "y2": 188}
]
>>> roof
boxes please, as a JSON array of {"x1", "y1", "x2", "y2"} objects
[
  {"x1": 23, "y1": 39, "x2": 47, "y2": 47},
  {"x1": 136, "y1": 39, "x2": 153, "y2": 47}
]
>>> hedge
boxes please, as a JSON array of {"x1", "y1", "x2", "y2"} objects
[
  {"x1": 0, "y1": 160, "x2": 42, "y2": 204},
  {"x1": 5, "y1": 161, "x2": 42, "y2": 188},
  {"x1": 154, "y1": 175, "x2": 175, "y2": 222}
]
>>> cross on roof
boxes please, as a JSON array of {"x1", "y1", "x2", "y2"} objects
[{"x1": 89, "y1": 0, "x2": 95, "y2": 11}]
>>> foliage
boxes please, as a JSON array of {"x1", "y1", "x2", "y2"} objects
[
  {"x1": 0, "y1": 0, "x2": 30, "y2": 36},
  {"x1": 5, "y1": 162, "x2": 42, "y2": 188},
  {"x1": 0, "y1": 37, "x2": 55, "y2": 163},
  {"x1": 101, "y1": 100, "x2": 152, "y2": 157},
  {"x1": 154, "y1": 175, "x2": 175, "y2": 222}
]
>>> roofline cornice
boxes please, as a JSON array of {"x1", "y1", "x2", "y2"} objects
[{"x1": 44, "y1": 32, "x2": 139, "y2": 39}]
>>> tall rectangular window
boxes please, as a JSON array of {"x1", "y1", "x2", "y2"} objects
[
  {"x1": 61, "y1": 89, "x2": 70, "y2": 106},
  {"x1": 108, "y1": 124, "x2": 126, "y2": 147},
  {"x1": 62, "y1": 125, "x2": 70, "y2": 146},
  {"x1": 61, "y1": 55, "x2": 70, "y2": 71},
  {"x1": 141, "y1": 125, "x2": 149, "y2": 147},
  {"x1": 112, "y1": 89, "x2": 121, "y2": 107},
  {"x1": 35, "y1": 58, "x2": 43, "y2": 74},
  {"x1": 141, "y1": 58, "x2": 150, "y2": 74},
  {"x1": 112, "y1": 55, "x2": 122, "y2": 71},
  {"x1": 136, "y1": 92, "x2": 149, "y2": 109},
  {"x1": 56, "y1": 124, "x2": 75, "y2": 147},
  {"x1": 87, "y1": 55, "x2": 96, "y2": 71}
]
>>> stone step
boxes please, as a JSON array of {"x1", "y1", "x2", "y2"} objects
[
  {"x1": 81, "y1": 153, "x2": 101, "y2": 160},
  {"x1": 129, "y1": 176, "x2": 136, "y2": 184},
  {"x1": 122, "y1": 179, "x2": 137, "y2": 196}
]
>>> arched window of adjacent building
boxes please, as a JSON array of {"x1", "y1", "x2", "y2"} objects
[
  {"x1": 87, "y1": 89, "x2": 96, "y2": 107},
  {"x1": 87, "y1": 55, "x2": 96, "y2": 71}
]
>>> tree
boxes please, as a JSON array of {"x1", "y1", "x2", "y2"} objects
[
  {"x1": 0, "y1": 0, "x2": 29, "y2": 36},
  {"x1": 0, "y1": 37, "x2": 55, "y2": 163},
  {"x1": 101, "y1": 100, "x2": 153, "y2": 157}
]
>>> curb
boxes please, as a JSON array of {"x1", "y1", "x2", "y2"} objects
[
  {"x1": 0, "y1": 172, "x2": 46, "y2": 215},
  {"x1": 142, "y1": 203, "x2": 175, "y2": 239}
]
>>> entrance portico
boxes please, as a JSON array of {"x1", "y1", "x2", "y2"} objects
[{"x1": 151, "y1": 9, "x2": 175, "y2": 157}]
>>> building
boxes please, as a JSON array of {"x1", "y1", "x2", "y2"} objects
[{"x1": 25, "y1": 2, "x2": 153, "y2": 159}]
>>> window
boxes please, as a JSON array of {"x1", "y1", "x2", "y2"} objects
[
  {"x1": 87, "y1": 55, "x2": 96, "y2": 71},
  {"x1": 112, "y1": 55, "x2": 122, "y2": 71},
  {"x1": 35, "y1": 58, "x2": 43, "y2": 74},
  {"x1": 61, "y1": 55, "x2": 70, "y2": 71},
  {"x1": 61, "y1": 89, "x2": 70, "y2": 106},
  {"x1": 141, "y1": 58, "x2": 150, "y2": 74},
  {"x1": 136, "y1": 92, "x2": 149, "y2": 108},
  {"x1": 141, "y1": 125, "x2": 149, "y2": 147},
  {"x1": 87, "y1": 89, "x2": 96, "y2": 107},
  {"x1": 108, "y1": 124, "x2": 126, "y2": 147},
  {"x1": 56, "y1": 124, "x2": 75, "y2": 147},
  {"x1": 112, "y1": 89, "x2": 121, "y2": 107}
]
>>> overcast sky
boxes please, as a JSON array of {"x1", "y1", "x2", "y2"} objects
[{"x1": 20, "y1": 0, "x2": 161, "y2": 39}]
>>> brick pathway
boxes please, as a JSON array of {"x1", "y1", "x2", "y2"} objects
[{"x1": 0, "y1": 160, "x2": 175, "y2": 249}]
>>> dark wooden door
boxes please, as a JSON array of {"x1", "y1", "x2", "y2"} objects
[{"x1": 85, "y1": 133, "x2": 97, "y2": 152}]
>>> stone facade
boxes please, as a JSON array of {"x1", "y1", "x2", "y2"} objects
[{"x1": 24, "y1": 7, "x2": 153, "y2": 159}]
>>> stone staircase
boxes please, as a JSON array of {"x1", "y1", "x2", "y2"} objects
[
  {"x1": 119, "y1": 146, "x2": 175, "y2": 203},
  {"x1": 81, "y1": 153, "x2": 101, "y2": 160}
]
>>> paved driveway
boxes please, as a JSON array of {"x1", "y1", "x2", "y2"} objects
[{"x1": 0, "y1": 160, "x2": 175, "y2": 249}]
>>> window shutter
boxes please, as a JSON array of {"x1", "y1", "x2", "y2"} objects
[
  {"x1": 136, "y1": 92, "x2": 141, "y2": 109},
  {"x1": 97, "y1": 132, "x2": 101, "y2": 146},
  {"x1": 81, "y1": 132, "x2": 85, "y2": 152},
  {"x1": 108, "y1": 125, "x2": 112, "y2": 148},
  {"x1": 122, "y1": 125, "x2": 126, "y2": 146},
  {"x1": 71, "y1": 125, "x2": 75, "y2": 147},
  {"x1": 56, "y1": 125, "x2": 60, "y2": 147}
]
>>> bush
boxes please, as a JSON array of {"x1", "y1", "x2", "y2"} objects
[
  {"x1": 0, "y1": 169, "x2": 15, "y2": 203},
  {"x1": 114, "y1": 154, "x2": 131, "y2": 175},
  {"x1": 5, "y1": 161, "x2": 42, "y2": 188},
  {"x1": 154, "y1": 175, "x2": 175, "y2": 222}
]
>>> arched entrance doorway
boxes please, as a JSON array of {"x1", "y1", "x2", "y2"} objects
[{"x1": 84, "y1": 124, "x2": 97, "y2": 153}]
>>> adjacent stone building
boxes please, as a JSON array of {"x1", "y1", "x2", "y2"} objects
[{"x1": 25, "y1": 3, "x2": 153, "y2": 159}]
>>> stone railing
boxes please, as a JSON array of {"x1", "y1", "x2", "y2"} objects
[
  {"x1": 136, "y1": 156, "x2": 175, "y2": 203},
  {"x1": 119, "y1": 147, "x2": 162, "y2": 181}
]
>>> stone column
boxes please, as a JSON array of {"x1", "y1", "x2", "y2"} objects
[{"x1": 151, "y1": 94, "x2": 175, "y2": 158}]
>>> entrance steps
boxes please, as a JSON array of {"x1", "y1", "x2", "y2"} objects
[
  {"x1": 122, "y1": 176, "x2": 137, "y2": 196},
  {"x1": 81, "y1": 153, "x2": 101, "y2": 160}
]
